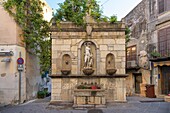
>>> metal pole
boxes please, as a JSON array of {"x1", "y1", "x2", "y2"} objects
[
  {"x1": 19, "y1": 71, "x2": 21, "y2": 104},
  {"x1": 19, "y1": 52, "x2": 21, "y2": 104}
]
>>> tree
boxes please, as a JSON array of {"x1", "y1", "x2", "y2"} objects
[
  {"x1": 53, "y1": 0, "x2": 117, "y2": 26},
  {"x1": 3, "y1": 0, "x2": 51, "y2": 73}
]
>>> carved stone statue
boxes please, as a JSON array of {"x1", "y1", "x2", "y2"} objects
[
  {"x1": 85, "y1": 0, "x2": 95, "y2": 23},
  {"x1": 84, "y1": 42, "x2": 93, "y2": 68}
]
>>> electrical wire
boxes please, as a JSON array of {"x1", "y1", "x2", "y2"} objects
[{"x1": 101, "y1": 0, "x2": 110, "y2": 6}]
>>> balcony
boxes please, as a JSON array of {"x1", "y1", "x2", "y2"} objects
[{"x1": 148, "y1": 39, "x2": 170, "y2": 62}]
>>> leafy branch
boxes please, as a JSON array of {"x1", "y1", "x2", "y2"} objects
[
  {"x1": 3, "y1": 0, "x2": 51, "y2": 73},
  {"x1": 53, "y1": 0, "x2": 117, "y2": 26},
  {"x1": 125, "y1": 27, "x2": 130, "y2": 44}
]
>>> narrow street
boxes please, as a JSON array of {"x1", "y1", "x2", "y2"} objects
[{"x1": 0, "y1": 96, "x2": 169, "y2": 113}]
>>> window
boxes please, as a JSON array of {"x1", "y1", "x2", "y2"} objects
[
  {"x1": 127, "y1": 46, "x2": 137, "y2": 61},
  {"x1": 158, "y1": 0, "x2": 165, "y2": 14},
  {"x1": 158, "y1": 0, "x2": 170, "y2": 14},
  {"x1": 158, "y1": 27, "x2": 170, "y2": 56},
  {"x1": 166, "y1": 0, "x2": 170, "y2": 11}
]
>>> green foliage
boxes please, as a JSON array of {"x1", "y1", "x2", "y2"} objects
[
  {"x1": 125, "y1": 27, "x2": 130, "y2": 43},
  {"x1": 3, "y1": 0, "x2": 51, "y2": 73},
  {"x1": 150, "y1": 51, "x2": 161, "y2": 58},
  {"x1": 53, "y1": 0, "x2": 117, "y2": 26},
  {"x1": 110, "y1": 15, "x2": 117, "y2": 23},
  {"x1": 37, "y1": 90, "x2": 48, "y2": 98}
]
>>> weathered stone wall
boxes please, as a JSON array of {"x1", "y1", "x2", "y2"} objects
[
  {"x1": 124, "y1": 0, "x2": 170, "y2": 97},
  {"x1": 51, "y1": 78, "x2": 126, "y2": 102},
  {"x1": 51, "y1": 23, "x2": 126, "y2": 76},
  {"x1": 51, "y1": 22, "x2": 127, "y2": 103},
  {"x1": 123, "y1": 0, "x2": 151, "y2": 96}
]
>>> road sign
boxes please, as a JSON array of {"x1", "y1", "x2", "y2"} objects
[
  {"x1": 17, "y1": 58, "x2": 24, "y2": 64},
  {"x1": 18, "y1": 64, "x2": 24, "y2": 71}
]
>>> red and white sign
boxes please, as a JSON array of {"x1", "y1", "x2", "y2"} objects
[{"x1": 17, "y1": 58, "x2": 24, "y2": 64}]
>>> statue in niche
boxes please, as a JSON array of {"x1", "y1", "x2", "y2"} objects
[{"x1": 84, "y1": 42, "x2": 93, "y2": 68}]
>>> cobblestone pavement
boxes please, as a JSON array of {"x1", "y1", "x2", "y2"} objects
[{"x1": 0, "y1": 96, "x2": 170, "y2": 113}]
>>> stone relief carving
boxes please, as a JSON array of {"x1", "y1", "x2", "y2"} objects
[
  {"x1": 139, "y1": 50, "x2": 149, "y2": 69},
  {"x1": 86, "y1": 24, "x2": 92, "y2": 36}
]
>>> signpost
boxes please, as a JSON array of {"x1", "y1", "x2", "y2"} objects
[
  {"x1": 17, "y1": 58, "x2": 24, "y2": 71},
  {"x1": 17, "y1": 52, "x2": 24, "y2": 104},
  {"x1": 17, "y1": 57, "x2": 24, "y2": 64}
]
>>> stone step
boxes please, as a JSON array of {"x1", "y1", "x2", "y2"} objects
[
  {"x1": 164, "y1": 96, "x2": 170, "y2": 102},
  {"x1": 73, "y1": 104, "x2": 106, "y2": 109}
]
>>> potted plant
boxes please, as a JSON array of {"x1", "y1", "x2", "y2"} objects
[{"x1": 150, "y1": 51, "x2": 161, "y2": 58}]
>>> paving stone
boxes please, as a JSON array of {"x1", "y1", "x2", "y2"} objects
[
  {"x1": 88, "y1": 109, "x2": 103, "y2": 113},
  {"x1": 0, "y1": 96, "x2": 170, "y2": 113}
]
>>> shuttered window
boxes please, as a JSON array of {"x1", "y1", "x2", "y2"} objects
[
  {"x1": 158, "y1": 27, "x2": 170, "y2": 56},
  {"x1": 158, "y1": 0, "x2": 170, "y2": 14}
]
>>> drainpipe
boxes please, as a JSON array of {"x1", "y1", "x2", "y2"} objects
[{"x1": 150, "y1": 61, "x2": 153, "y2": 84}]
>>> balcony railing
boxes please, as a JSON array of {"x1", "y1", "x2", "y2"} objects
[
  {"x1": 158, "y1": 39, "x2": 170, "y2": 57},
  {"x1": 146, "y1": 39, "x2": 170, "y2": 58}
]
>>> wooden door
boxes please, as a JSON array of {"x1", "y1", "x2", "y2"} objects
[
  {"x1": 161, "y1": 66, "x2": 170, "y2": 94},
  {"x1": 134, "y1": 73, "x2": 142, "y2": 94}
]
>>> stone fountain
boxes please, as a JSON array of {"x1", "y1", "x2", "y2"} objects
[{"x1": 50, "y1": 3, "x2": 128, "y2": 108}]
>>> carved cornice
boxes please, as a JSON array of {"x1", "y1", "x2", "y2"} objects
[
  {"x1": 50, "y1": 22, "x2": 125, "y2": 32},
  {"x1": 50, "y1": 74, "x2": 128, "y2": 78}
]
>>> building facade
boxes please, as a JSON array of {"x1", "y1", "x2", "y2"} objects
[
  {"x1": 50, "y1": 19, "x2": 128, "y2": 107},
  {"x1": 124, "y1": 0, "x2": 170, "y2": 97},
  {"x1": 0, "y1": 0, "x2": 52, "y2": 105}
]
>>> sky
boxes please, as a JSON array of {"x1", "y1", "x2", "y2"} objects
[{"x1": 46, "y1": 0, "x2": 142, "y2": 21}]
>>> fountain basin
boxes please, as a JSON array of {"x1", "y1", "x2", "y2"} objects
[
  {"x1": 61, "y1": 69, "x2": 71, "y2": 75},
  {"x1": 106, "y1": 68, "x2": 117, "y2": 75},
  {"x1": 83, "y1": 68, "x2": 94, "y2": 75}
]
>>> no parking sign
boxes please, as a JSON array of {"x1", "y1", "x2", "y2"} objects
[
  {"x1": 17, "y1": 58, "x2": 24, "y2": 71},
  {"x1": 17, "y1": 58, "x2": 24, "y2": 64}
]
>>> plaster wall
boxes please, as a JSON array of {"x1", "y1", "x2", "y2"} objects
[
  {"x1": 25, "y1": 52, "x2": 41, "y2": 100},
  {"x1": 0, "y1": 1, "x2": 51, "y2": 105},
  {"x1": 0, "y1": 45, "x2": 26, "y2": 105}
]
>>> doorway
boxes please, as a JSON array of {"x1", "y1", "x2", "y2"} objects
[
  {"x1": 161, "y1": 66, "x2": 170, "y2": 94},
  {"x1": 133, "y1": 73, "x2": 142, "y2": 94}
]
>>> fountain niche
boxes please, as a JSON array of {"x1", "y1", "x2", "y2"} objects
[{"x1": 50, "y1": 18, "x2": 128, "y2": 108}]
